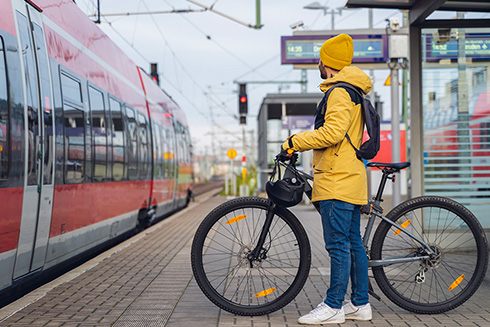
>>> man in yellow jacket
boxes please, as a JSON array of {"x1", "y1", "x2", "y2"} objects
[{"x1": 281, "y1": 34, "x2": 373, "y2": 325}]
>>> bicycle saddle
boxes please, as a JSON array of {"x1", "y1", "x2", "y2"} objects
[{"x1": 367, "y1": 162, "x2": 411, "y2": 172}]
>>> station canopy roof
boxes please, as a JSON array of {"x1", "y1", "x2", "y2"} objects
[{"x1": 346, "y1": 0, "x2": 490, "y2": 12}]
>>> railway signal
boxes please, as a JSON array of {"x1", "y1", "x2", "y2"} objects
[
  {"x1": 238, "y1": 83, "x2": 247, "y2": 125},
  {"x1": 151, "y1": 63, "x2": 160, "y2": 85}
]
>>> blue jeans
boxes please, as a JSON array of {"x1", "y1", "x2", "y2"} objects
[{"x1": 319, "y1": 199, "x2": 369, "y2": 309}]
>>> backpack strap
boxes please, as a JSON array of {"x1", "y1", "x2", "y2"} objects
[
  {"x1": 320, "y1": 82, "x2": 363, "y2": 115},
  {"x1": 333, "y1": 83, "x2": 365, "y2": 154},
  {"x1": 320, "y1": 82, "x2": 365, "y2": 152}
]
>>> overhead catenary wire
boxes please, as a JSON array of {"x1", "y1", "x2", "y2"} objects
[
  {"x1": 233, "y1": 54, "x2": 280, "y2": 82},
  {"x1": 130, "y1": 0, "x2": 143, "y2": 46},
  {"x1": 87, "y1": 1, "x2": 239, "y2": 136},
  {"x1": 88, "y1": 8, "x2": 205, "y2": 17},
  {"x1": 164, "y1": 0, "x2": 269, "y2": 80},
  {"x1": 79, "y1": 0, "x2": 300, "y2": 148},
  {"x1": 142, "y1": 0, "x2": 294, "y2": 121},
  {"x1": 77, "y1": 1, "x2": 236, "y2": 147},
  {"x1": 309, "y1": 0, "x2": 329, "y2": 29},
  {"x1": 139, "y1": 0, "x2": 239, "y2": 120},
  {"x1": 185, "y1": 0, "x2": 258, "y2": 29},
  {"x1": 88, "y1": 1, "x2": 296, "y2": 99}
]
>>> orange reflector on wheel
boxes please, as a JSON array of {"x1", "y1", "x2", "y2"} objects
[
  {"x1": 448, "y1": 274, "x2": 465, "y2": 291},
  {"x1": 255, "y1": 288, "x2": 276, "y2": 298},
  {"x1": 226, "y1": 215, "x2": 246, "y2": 225},
  {"x1": 394, "y1": 220, "x2": 411, "y2": 236}
]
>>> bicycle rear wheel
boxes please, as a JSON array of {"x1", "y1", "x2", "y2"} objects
[
  {"x1": 191, "y1": 197, "x2": 311, "y2": 316},
  {"x1": 371, "y1": 196, "x2": 488, "y2": 313}
]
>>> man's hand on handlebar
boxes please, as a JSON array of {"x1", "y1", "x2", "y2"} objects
[{"x1": 276, "y1": 147, "x2": 295, "y2": 162}]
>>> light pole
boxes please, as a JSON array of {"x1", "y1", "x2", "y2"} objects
[
  {"x1": 303, "y1": 2, "x2": 342, "y2": 30},
  {"x1": 386, "y1": 18, "x2": 409, "y2": 207}
]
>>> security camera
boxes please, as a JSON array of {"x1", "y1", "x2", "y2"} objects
[
  {"x1": 290, "y1": 21, "x2": 304, "y2": 30},
  {"x1": 389, "y1": 17, "x2": 400, "y2": 31}
]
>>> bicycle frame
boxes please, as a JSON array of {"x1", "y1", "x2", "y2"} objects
[{"x1": 273, "y1": 160, "x2": 435, "y2": 269}]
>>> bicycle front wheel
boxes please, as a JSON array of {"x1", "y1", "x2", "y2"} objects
[
  {"x1": 191, "y1": 197, "x2": 311, "y2": 316},
  {"x1": 371, "y1": 196, "x2": 488, "y2": 314}
]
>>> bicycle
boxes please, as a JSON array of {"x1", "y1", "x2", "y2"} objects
[{"x1": 191, "y1": 154, "x2": 488, "y2": 316}]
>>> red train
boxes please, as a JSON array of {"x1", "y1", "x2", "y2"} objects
[
  {"x1": 423, "y1": 70, "x2": 490, "y2": 196},
  {"x1": 0, "y1": 0, "x2": 193, "y2": 296}
]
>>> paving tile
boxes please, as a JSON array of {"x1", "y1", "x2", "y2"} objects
[{"x1": 1, "y1": 197, "x2": 489, "y2": 327}]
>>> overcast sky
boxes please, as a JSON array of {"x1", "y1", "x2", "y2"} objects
[{"x1": 76, "y1": 0, "x2": 404, "y2": 158}]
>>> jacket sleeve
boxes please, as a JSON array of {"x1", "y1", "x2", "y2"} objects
[{"x1": 282, "y1": 88, "x2": 355, "y2": 152}]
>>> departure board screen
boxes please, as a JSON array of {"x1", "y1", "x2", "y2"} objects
[
  {"x1": 281, "y1": 34, "x2": 388, "y2": 64},
  {"x1": 425, "y1": 33, "x2": 490, "y2": 61}
]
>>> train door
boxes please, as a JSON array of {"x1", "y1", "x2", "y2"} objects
[{"x1": 12, "y1": 0, "x2": 55, "y2": 279}]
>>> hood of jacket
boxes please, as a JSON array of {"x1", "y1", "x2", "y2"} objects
[{"x1": 319, "y1": 66, "x2": 373, "y2": 95}]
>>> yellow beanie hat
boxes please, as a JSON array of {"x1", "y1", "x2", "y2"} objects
[{"x1": 319, "y1": 34, "x2": 353, "y2": 70}]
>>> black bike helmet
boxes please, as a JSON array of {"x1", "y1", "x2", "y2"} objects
[{"x1": 266, "y1": 178, "x2": 304, "y2": 207}]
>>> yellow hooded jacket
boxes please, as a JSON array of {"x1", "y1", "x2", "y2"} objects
[{"x1": 282, "y1": 66, "x2": 373, "y2": 205}]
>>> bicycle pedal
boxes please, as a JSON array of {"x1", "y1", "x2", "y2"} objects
[
  {"x1": 368, "y1": 289, "x2": 381, "y2": 301},
  {"x1": 368, "y1": 280, "x2": 381, "y2": 301}
]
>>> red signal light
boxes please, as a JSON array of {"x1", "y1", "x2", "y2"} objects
[{"x1": 240, "y1": 96, "x2": 247, "y2": 103}]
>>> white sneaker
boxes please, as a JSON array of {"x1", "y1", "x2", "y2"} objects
[
  {"x1": 298, "y1": 302, "x2": 345, "y2": 325},
  {"x1": 343, "y1": 301, "x2": 372, "y2": 320}
]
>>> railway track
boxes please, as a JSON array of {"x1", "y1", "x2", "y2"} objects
[{"x1": 192, "y1": 180, "x2": 224, "y2": 197}]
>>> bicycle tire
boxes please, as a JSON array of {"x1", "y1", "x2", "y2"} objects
[
  {"x1": 191, "y1": 197, "x2": 311, "y2": 316},
  {"x1": 371, "y1": 196, "x2": 488, "y2": 314}
]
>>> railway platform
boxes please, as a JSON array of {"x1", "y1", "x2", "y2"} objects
[{"x1": 1, "y1": 191, "x2": 489, "y2": 327}]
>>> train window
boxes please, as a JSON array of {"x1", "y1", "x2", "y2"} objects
[
  {"x1": 0, "y1": 36, "x2": 8, "y2": 180},
  {"x1": 126, "y1": 107, "x2": 138, "y2": 180},
  {"x1": 153, "y1": 123, "x2": 162, "y2": 179},
  {"x1": 64, "y1": 105, "x2": 85, "y2": 182},
  {"x1": 167, "y1": 128, "x2": 176, "y2": 178},
  {"x1": 61, "y1": 73, "x2": 82, "y2": 104},
  {"x1": 183, "y1": 131, "x2": 187, "y2": 163},
  {"x1": 176, "y1": 124, "x2": 183, "y2": 164},
  {"x1": 89, "y1": 86, "x2": 107, "y2": 181},
  {"x1": 33, "y1": 23, "x2": 54, "y2": 185},
  {"x1": 159, "y1": 125, "x2": 165, "y2": 179},
  {"x1": 184, "y1": 129, "x2": 191, "y2": 164},
  {"x1": 61, "y1": 72, "x2": 85, "y2": 183},
  {"x1": 138, "y1": 113, "x2": 149, "y2": 180},
  {"x1": 109, "y1": 98, "x2": 125, "y2": 181},
  {"x1": 18, "y1": 12, "x2": 40, "y2": 186},
  {"x1": 162, "y1": 127, "x2": 169, "y2": 179}
]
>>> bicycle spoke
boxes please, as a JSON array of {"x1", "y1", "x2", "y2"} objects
[
  {"x1": 202, "y1": 243, "x2": 237, "y2": 256},
  {"x1": 371, "y1": 196, "x2": 487, "y2": 312},
  {"x1": 203, "y1": 256, "x2": 235, "y2": 265},
  {"x1": 208, "y1": 226, "x2": 242, "y2": 247},
  {"x1": 192, "y1": 198, "x2": 310, "y2": 314}
]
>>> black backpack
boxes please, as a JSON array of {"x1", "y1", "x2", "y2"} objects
[{"x1": 320, "y1": 82, "x2": 380, "y2": 160}]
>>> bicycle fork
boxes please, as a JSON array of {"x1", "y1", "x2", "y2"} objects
[{"x1": 249, "y1": 200, "x2": 275, "y2": 265}]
